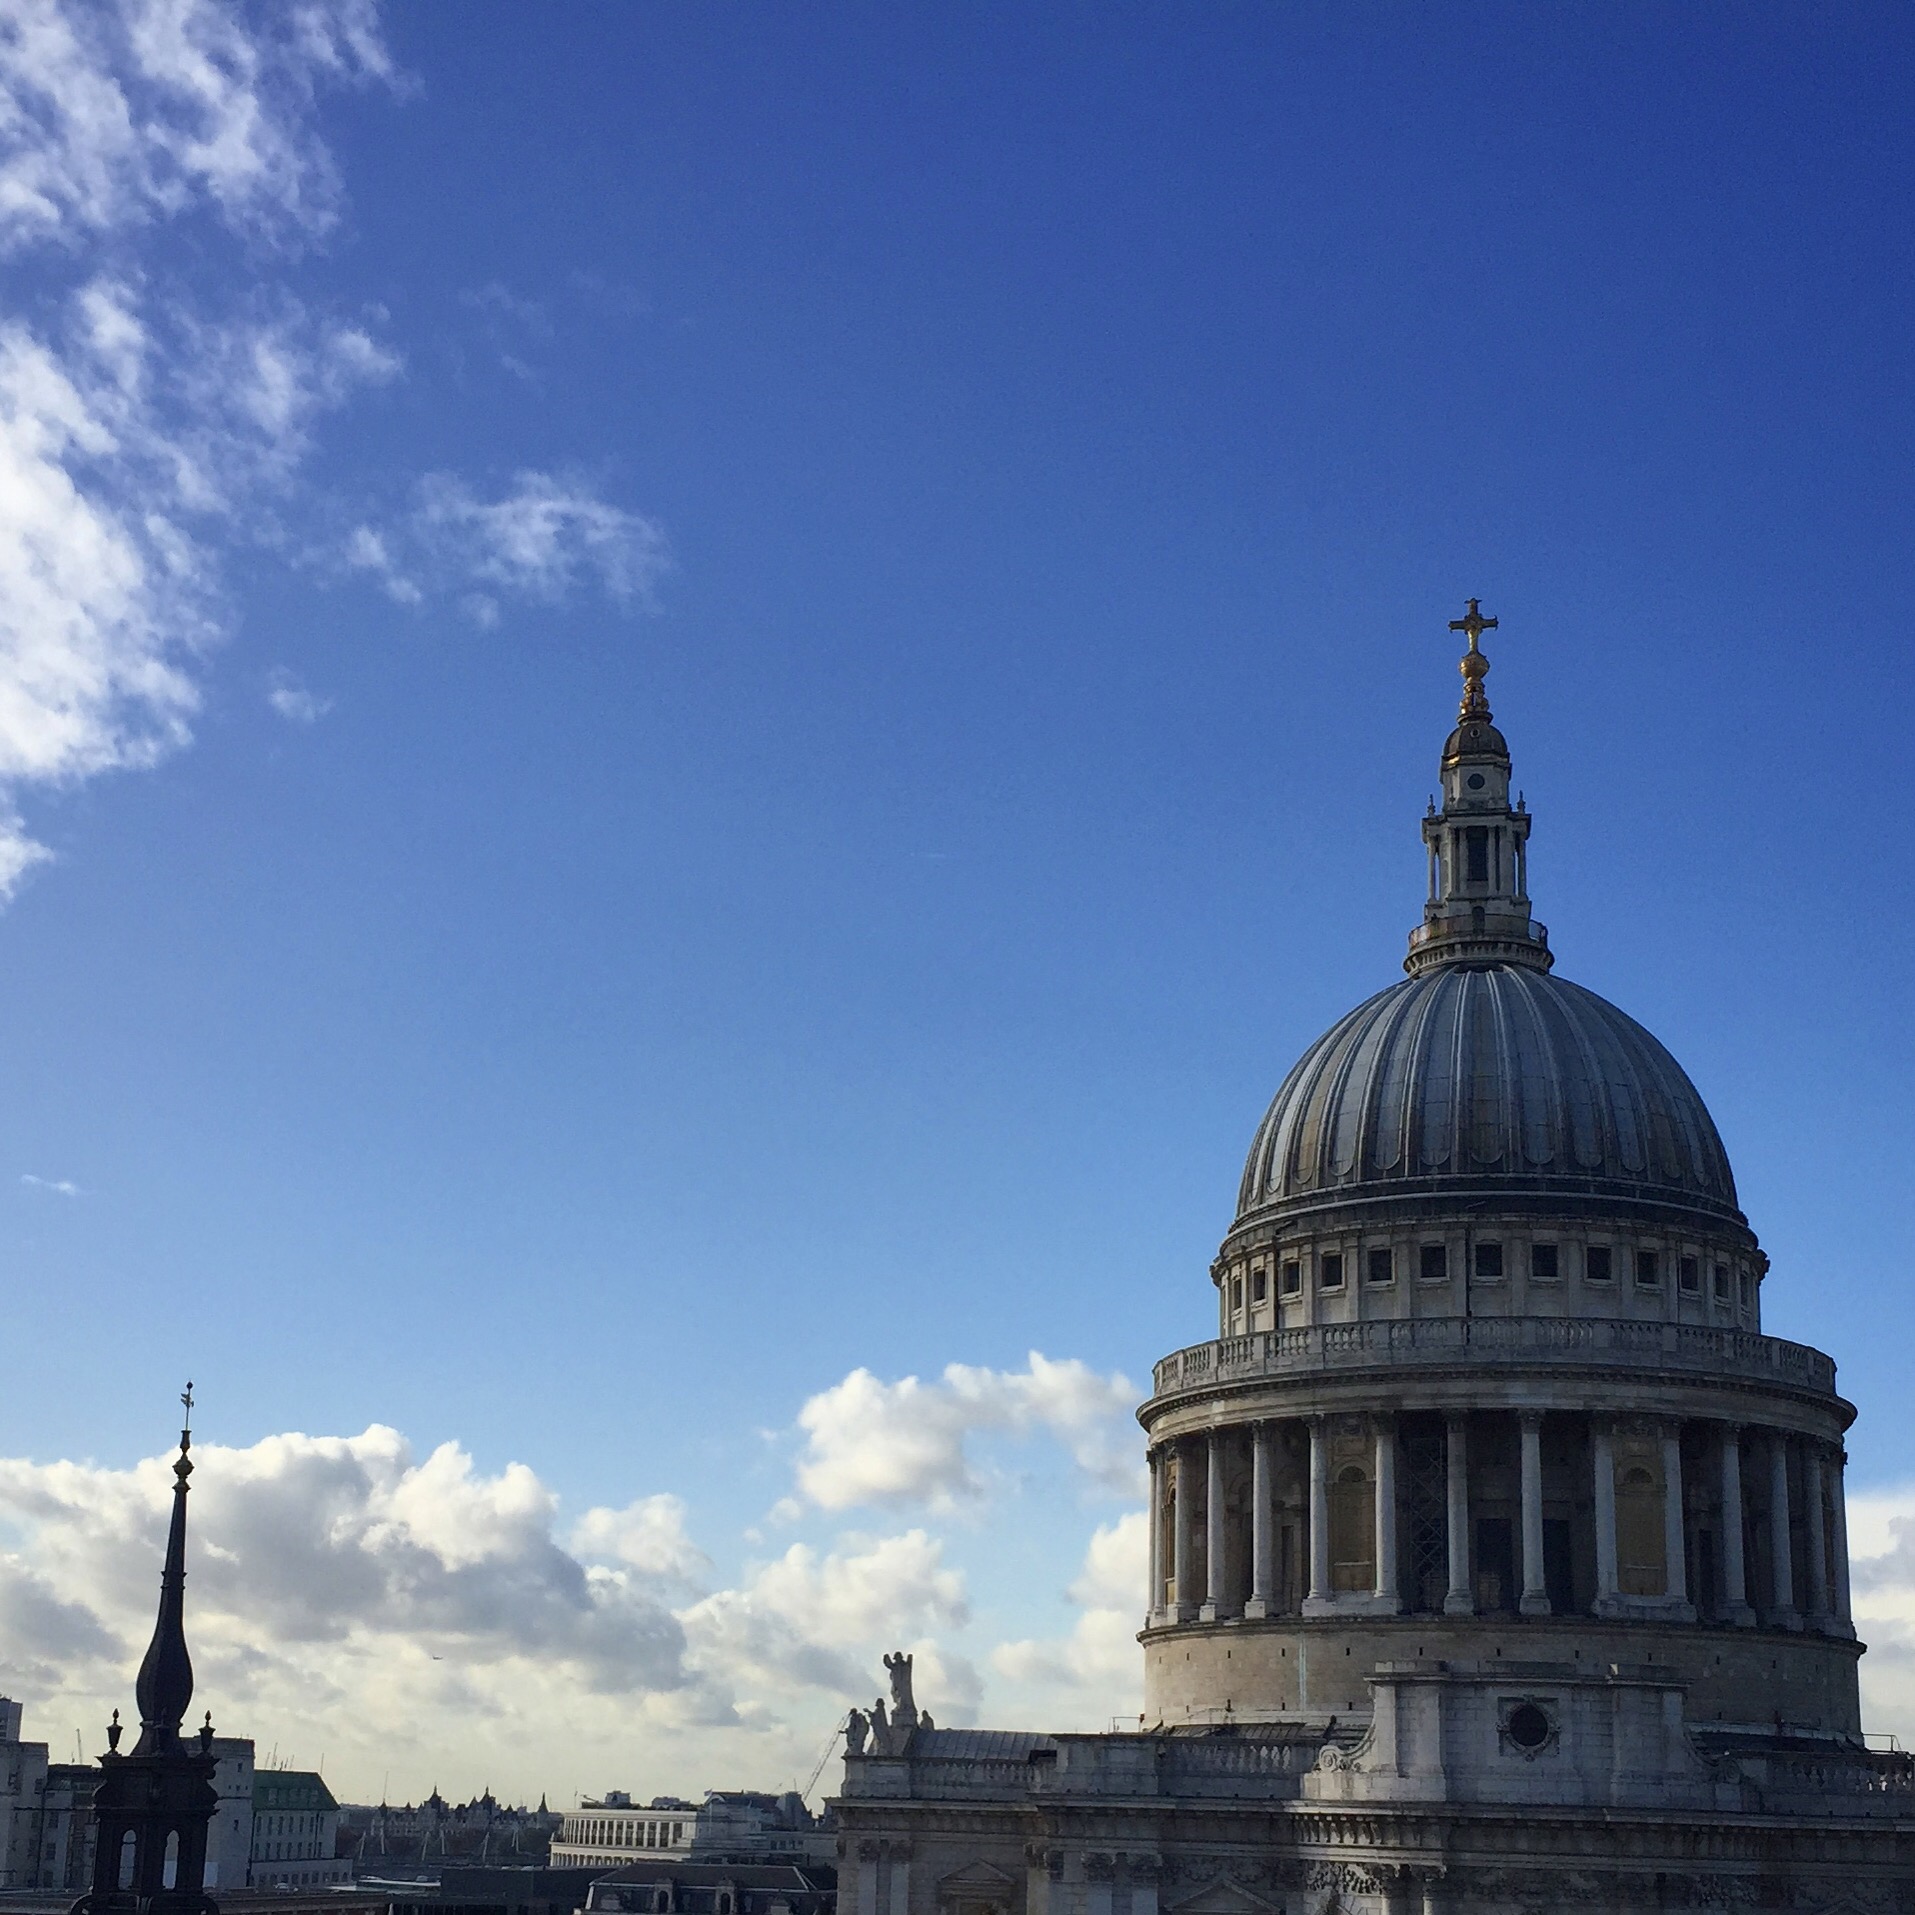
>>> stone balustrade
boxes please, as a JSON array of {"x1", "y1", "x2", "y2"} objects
[
  {"x1": 1150, "y1": 1316, "x2": 1837, "y2": 1404},
  {"x1": 843, "y1": 1729, "x2": 1332, "y2": 1803}
]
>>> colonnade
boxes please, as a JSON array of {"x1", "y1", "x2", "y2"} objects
[{"x1": 1145, "y1": 1410, "x2": 1852, "y2": 1635}]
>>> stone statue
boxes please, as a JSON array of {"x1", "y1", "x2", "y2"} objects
[
  {"x1": 883, "y1": 1650, "x2": 916, "y2": 1722},
  {"x1": 918, "y1": 1711, "x2": 934, "y2": 1733},
  {"x1": 870, "y1": 1698, "x2": 889, "y2": 1746},
  {"x1": 844, "y1": 1708, "x2": 868, "y2": 1757}
]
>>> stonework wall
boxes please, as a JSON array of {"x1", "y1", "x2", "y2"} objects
[
  {"x1": 835, "y1": 1791, "x2": 1915, "y2": 1915},
  {"x1": 1143, "y1": 1616, "x2": 1863, "y2": 1734}
]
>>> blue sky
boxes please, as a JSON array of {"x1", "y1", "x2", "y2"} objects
[{"x1": 0, "y1": 1, "x2": 1913, "y2": 1801}]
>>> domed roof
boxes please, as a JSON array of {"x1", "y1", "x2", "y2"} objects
[{"x1": 1236, "y1": 963, "x2": 1743, "y2": 1229}]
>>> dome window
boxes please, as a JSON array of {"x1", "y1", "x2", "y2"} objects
[
  {"x1": 1679, "y1": 1255, "x2": 1700, "y2": 1294},
  {"x1": 1473, "y1": 1241, "x2": 1504, "y2": 1280},
  {"x1": 1713, "y1": 1262, "x2": 1730, "y2": 1303},
  {"x1": 1530, "y1": 1243, "x2": 1558, "y2": 1282},
  {"x1": 1366, "y1": 1248, "x2": 1394, "y2": 1286},
  {"x1": 1230, "y1": 1276, "x2": 1244, "y2": 1312},
  {"x1": 1279, "y1": 1260, "x2": 1302, "y2": 1297},
  {"x1": 1635, "y1": 1250, "x2": 1662, "y2": 1289},
  {"x1": 1585, "y1": 1246, "x2": 1613, "y2": 1283},
  {"x1": 1419, "y1": 1243, "x2": 1448, "y2": 1282},
  {"x1": 1319, "y1": 1253, "x2": 1345, "y2": 1291},
  {"x1": 1465, "y1": 826, "x2": 1489, "y2": 883},
  {"x1": 1251, "y1": 1267, "x2": 1267, "y2": 1303}
]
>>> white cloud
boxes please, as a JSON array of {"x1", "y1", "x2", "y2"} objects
[
  {"x1": 0, "y1": 4, "x2": 668, "y2": 896},
  {"x1": 0, "y1": 276, "x2": 407, "y2": 888},
  {"x1": 343, "y1": 471, "x2": 669, "y2": 618},
  {"x1": 0, "y1": 1428, "x2": 693, "y2": 1688},
  {"x1": 989, "y1": 1511, "x2": 1145, "y2": 1726},
  {"x1": 679, "y1": 1530, "x2": 969, "y2": 1713},
  {"x1": 0, "y1": 0, "x2": 393, "y2": 253},
  {"x1": 0, "y1": 1, "x2": 400, "y2": 898},
  {"x1": 1839, "y1": 1482, "x2": 1915, "y2": 1746},
  {"x1": 340, "y1": 521, "x2": 420, "y2": 603},
  {"x1": 0, "y1": 1422, "x2": 996, "y2": 1800},
  {"x1": 265, "y1": 671, "x2": 330, "y2": 723},
  {"x1": 459, "y1": 280, "x2": 550, "y2": 335},
  {"x1": 411, "y1": 471, "x2": 671, "y2": 611},
  {"x1": 19, "y1": 1173, "x2": 81, "y2": 1195},
  {"x1": 570, "y1": 1494, "x2": 708, "y2": 1585},
  {"x1": 786, "y1": 1352, "x2": 1140, "y2": 1514}
]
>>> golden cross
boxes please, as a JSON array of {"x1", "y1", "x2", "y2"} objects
[
  {"x1": 1448, "y1": 598, "x2": 1498, "y2": 653},
  {"x1": 181, "y1": 1381, "x2": 194, "y2": 1417}
]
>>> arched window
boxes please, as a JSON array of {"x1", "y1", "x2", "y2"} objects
[
  {"x1": 118, "y1": 1832, "x2": 137, "y2": 1890},
  {"x1": 163, "y1": 1830, "x2": 180, "y2": 1890},
  {"x1": 1330, "y1": 1463, "x2": 1375, "y2": 1591},
  {"x1": 1617, "y1": 1461, "x2": 1668, "y2": 1595}
]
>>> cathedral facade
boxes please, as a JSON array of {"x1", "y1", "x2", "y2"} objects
[{"x1": 832, "y1": 610, "x2": 1915, "y2": 1913}]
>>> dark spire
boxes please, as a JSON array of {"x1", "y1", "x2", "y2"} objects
[
  {"x1": 74, "y1": 1388, "x2": 220, "y2": 1915},
  {"x1": 131, "y1": 1384, "x2": 196, "y2": 1758}
]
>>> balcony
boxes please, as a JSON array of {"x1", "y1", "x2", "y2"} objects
[{"x1": 1148, "y1": 1316, "x2": 1838, "y2": 1405}]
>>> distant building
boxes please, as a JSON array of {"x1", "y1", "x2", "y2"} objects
[
  {"x1": 374, "y1": 1864, "x2": 603, "y2": 1915},
  {"x1": 343, "y1": 1790, "x2": 559, "y2": 1869},
  {"x1": 40, "y1": 1760, "x2": 101, "y2": 1892},
  {"x1": 0, "y1": 1696, "x2": 50, "y2": 1888},
  {"x1": 205, "y1": 1737, "x2": 254, "y2": 1890},
  {"x1": 583, "y1": 1860, "x2": 835, "y2": 1915},
  {"x1": 251, "y1": 1769, "x2": 348, "y2": 1888},
  {"x1": 553, "y1": 1802, "x2": 692, "y2": 1869},
  {"x1": 553, "y1": 1793, "x2": 827, "y2": 1871}
]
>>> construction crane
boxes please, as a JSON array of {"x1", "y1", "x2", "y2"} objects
[{"x1": 800, "y1": 1714, "x2": 850, "y2": 1806}]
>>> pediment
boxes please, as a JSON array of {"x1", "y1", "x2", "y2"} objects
[
  {"x1": 938, "y1": 1861, "x2": 1018, "y2": 1894},
  {"x1": 1169, "y1": 1882, "x2": 1274, "y2": 1915}
]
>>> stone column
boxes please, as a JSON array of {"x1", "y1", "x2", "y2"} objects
[
  {"x1": 1085, "y1": 1855, "x2": 1114, "y2": 1915},
  {"x1": 1518, "y1": 1409, "x2": 1550, "y2": 1615},
  {"x1": 1200, "y1": 1430, "x2": 1231, "y2": 1621},
  {"x1": 1171, "y1": 1444, "x2": 1196, "y2": 1622},
  {"x1": 1305, "y1": 1416, "x2": 1333, "y2": 1613},
  {"x1": 1373, "y1": 1414, "x2": 1401, "y2": 1612},
  {"x1": 1592, "y1": 1416, "x2": 1619, "y2": 1612},
  {"x1": 1661, "y1": 1423, "x2": 1690, "y2": 1609},
  {"x1": 887, "y1": 1849, "x2": 910, "y2": 1915},
  {"x1": 1718, "y1": 1424, "x2": 1755, "y2": 1625},
  {"x1": 1444, "y1": 1411, "x2": 1473, "y2": 1615},
  {"x1": 1146, "y1": 1449, "x2": 1163, "y2": 1620},
  {"x1": 1831, "y1": 1446, "x2": 1856, "y2": 1636},
  {"x1": 1246, "y1": 1424, "x2": 1274, "y2": 1619},
  {"x1": 1769, "y1": 1432, "x2": 1800, "y2": 1629},
  {"x1": 1804, "y1": 1441, "x2": 1830, "y2": 1627}
]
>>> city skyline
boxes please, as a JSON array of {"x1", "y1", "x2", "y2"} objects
[{"x1": 1, "y1": 3, "x2": 1913, "y2": 1805}]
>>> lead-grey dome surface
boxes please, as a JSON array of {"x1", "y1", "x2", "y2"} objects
[{"x1": 1237, "y1": 963, "x2": 1742, "y2": 1228}]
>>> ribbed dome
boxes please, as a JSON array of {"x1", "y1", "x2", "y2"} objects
[{"x1": 1237, "y1": 964, "x2": 1742, "y2": 1228}]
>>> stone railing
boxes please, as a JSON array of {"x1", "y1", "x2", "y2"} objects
[
  {"x1": 1150, "y1": 1317, "x2": 1837, "y2": 1403},
  {"x1": 1731, "y1": 1745, "x2": 1915, "y2": 1814}
]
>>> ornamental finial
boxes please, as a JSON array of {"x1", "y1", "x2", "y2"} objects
[{"x1": 1448, "y1": 598, "x2": 1498, "y2": 720}]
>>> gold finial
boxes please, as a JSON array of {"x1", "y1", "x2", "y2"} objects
[{"x1": 1447, "y1": 599, "x2": 1497, "y2": 719}]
